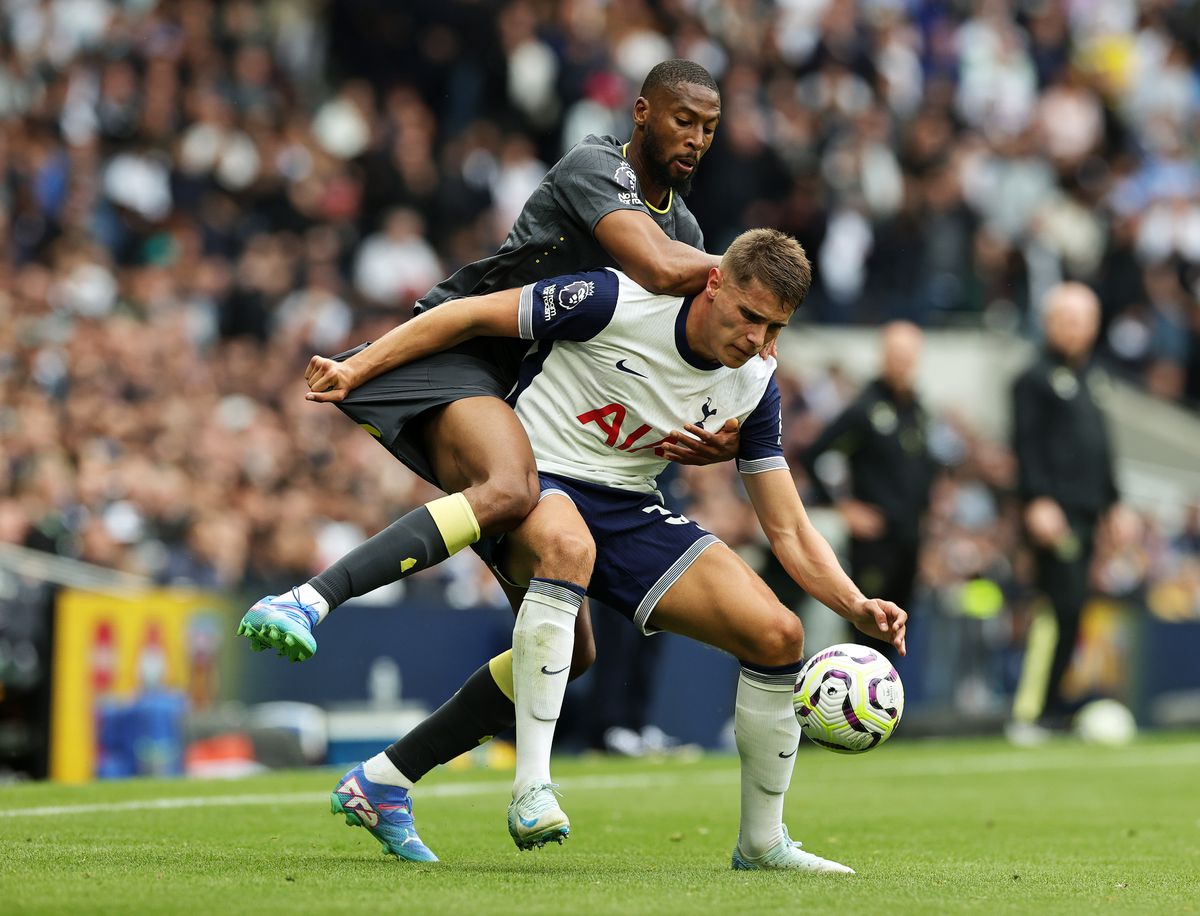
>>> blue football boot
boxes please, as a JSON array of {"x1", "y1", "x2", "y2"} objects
[
  {"x1": 330, "y1": 764, "x2": 438, "y2": 862},
  {"x1": 236, "y1": 589, "x2": 318, "y2": 662}
]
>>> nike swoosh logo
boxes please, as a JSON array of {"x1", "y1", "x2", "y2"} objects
[
  {"x1": 615, "y1": 359, "x2": 648, "y2": 378},
  {"x1": 519, "y1": 815, "x2": 540, "y2": 828},
  {"x1": 541, "y1": 664, "x2": 570, "y2": 675},
  {"x1": 779, "y1": 746, "x2": 798, "y2": 758}
]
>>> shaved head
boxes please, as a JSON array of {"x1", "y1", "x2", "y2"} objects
[
  {"x1": 880, "y1": 321, "x2": 923, "y2": 394},
  {"x1": 639, "y1": 59, "x2": 720, "y2": 101},
  {"x1": 1042, "y1": 282, "x2": 1100, "y2": 363}
]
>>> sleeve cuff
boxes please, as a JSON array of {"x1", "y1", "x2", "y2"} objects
[
  {"x1": 518, "y1": 283, "x2": 535, "y2": 339},
  {"x1": 737, "y1": 456, "x2": 789, "y2": 475}
]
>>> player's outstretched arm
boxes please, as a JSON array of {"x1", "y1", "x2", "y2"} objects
[
  {"x1": 595, "y1": 209, "x2": 720, "y2": 296},
  {"x1": 305, "y1": 289, "x2": 522, "y2": 402},
  {"x1": 742, "y1": 468, "x2": 908, "y2": 655}
]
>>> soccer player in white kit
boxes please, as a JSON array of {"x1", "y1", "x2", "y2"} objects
[{"x1": 308, "y1": 229, "x2": 907, "y2": 872}]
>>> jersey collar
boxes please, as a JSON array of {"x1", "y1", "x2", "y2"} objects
[
  {"x1": 675, "y1": 295, "x2": 722, "y2": 371},
  {"x1": 621, "y1": 142, "x2": 674, "y2": 214}
]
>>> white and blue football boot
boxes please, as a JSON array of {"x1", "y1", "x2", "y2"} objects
[
  {"x1": 731, "y1": 826, "x2": 854, "y2": 874},
  {"x1": 507, "y1": 783, "x2": 570, "y2": 850},
  {"x1": 330, "y1": 764, "x2": 438, "y2": 862},
  {"x1": 236, "y1": 589, "x2": 318, "y2": 662}
]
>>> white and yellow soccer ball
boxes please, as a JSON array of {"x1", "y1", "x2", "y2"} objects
[{"x1": 793, "y1": 644, "x2": 904, "y2": 753}]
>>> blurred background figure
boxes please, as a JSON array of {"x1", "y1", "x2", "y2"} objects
[
  {"x1": 799, "y1": 322, "x2": 935, "y2": 661},
  {"x1": 1008, "y1": 283, "x2": 1131, "y2": 743}
]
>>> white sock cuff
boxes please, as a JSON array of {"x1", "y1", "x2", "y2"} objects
[
  {"x1": 739, "y1": 665, "x2": 801, "y2": 691},
  {"x1": 362, "y1": 751, "x2": 412, "y2": 789},
  {"x1": 525, "y1": 580, "x2": 584, "y2": 618},
  {"x1": 294, "y1": 583, "x2": 330, "y2": 623}
]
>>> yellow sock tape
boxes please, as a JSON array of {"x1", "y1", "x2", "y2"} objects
[
  {"x1": 426, "y1": 493, "x2": 481, "y2": 555},
  {"x1": 1012, "y1": 606, "x2": 1059, "y2": 724},
  {"x1": 488, "y1": 650, "x2": 515, "y2": 703}
]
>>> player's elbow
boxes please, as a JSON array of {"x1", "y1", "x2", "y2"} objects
[{"x1": 624, "y1": 259, "x2": 691, "y2": 296}]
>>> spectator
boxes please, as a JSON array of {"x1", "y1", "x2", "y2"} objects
[
  {"x1": 1008, "y1": 283, "x2": 1132, "y2": 743},
  {"x1": 799, "y1": 321, "x2": 936, "y2": 661}
]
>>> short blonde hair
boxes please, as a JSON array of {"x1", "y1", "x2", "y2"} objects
[{"x1": 720, "y1": 229, "x2": 812, "y2": 311}]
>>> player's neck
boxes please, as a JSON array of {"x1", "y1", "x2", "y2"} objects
[{"x1": 684, "y1": 296, "x2": 718, "y2": 363}]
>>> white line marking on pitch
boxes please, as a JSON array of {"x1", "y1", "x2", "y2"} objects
[
  {"x1": 0, "y1": 771, "x2": 731, "y2": 819},
  {"x1": 3, "y1": 744, "x2": 1198, "y2": 819}
]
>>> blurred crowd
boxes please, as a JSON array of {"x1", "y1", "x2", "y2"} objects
[{"x1": 1, "y1": 0, "x2": 1199, "y2": 637}]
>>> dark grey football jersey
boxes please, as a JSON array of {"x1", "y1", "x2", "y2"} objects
[{"x1": 418, "y1": 134, "x2": 706, "y2": 312}]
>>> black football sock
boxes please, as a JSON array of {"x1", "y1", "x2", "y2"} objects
[
  {"x1": 384, "y1": 653, "x2": 515, "y2": 784},
  {"x1": 308, "y1": 493, "x2": 479, "y2": 610}
]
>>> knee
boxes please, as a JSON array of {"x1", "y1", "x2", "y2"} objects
[
  {"x1": 533, "y1": 530, "x2": 596, "y2": 585},
  {"x1": 472, "y1": 469, "x2": 540, "y2": 534},
  {"x1": 743, "y1": 606, "x2": 805, "y2": 667}
]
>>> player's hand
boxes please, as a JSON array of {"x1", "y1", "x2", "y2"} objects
[
  {"x1": 662, "y1": 418, "x2": 740, "y2": 465},
  {"x1": 304, "y1": 355, "x2": 358, "y2": 403},
  {"x1": 838, "y1": 500, "x2": 886, "y2": 540},
  {"x1": 848, "y1": 597, "x2": 907, "y2": 656},
  {"x1": 760, "y1": 339, "x2": 778, "y2": 360},
  {"x1": 1025, "y1": 496, "x2": 1068, "y2": 549}
]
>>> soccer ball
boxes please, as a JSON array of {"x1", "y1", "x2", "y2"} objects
[
  {"x1": 1074, "y1": 699, "x2": 1136, "y2": 746},
  {"x1": 793, "y1": 644, "x2": 904, "y2": 754}
]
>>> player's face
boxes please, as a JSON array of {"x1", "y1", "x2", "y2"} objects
[
  {"x1": 636, "y1": 83, "x2": 720, "y2": 195},
  {"x1": 705, "y1": 274, "x2": 792, "y2": 368}
]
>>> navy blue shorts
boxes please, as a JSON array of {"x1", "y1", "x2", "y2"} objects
[{"x1": 479, "y1": 473, "x2": 720, "y2": 634}]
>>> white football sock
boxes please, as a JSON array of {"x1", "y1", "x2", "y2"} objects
[
  {"x1": 362, "y1": 751, "x2": 413, "y2": 789},
  {"x1": 735, "y1": 665, "x2": 803, "y2": 857},
  {"x1": 512, "y1": 579, "x2": 584, "y2": 798},
  {"x1": 294, "y1": 583, "x2": 330, "y2": 623}
]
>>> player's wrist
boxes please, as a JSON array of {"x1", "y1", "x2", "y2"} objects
[
  {"x1": 842, "y1": 593, "x2": 871, "y2": 620},
  {"x1": 340, "y1": 359, "x2": 370, "y2": 389}
]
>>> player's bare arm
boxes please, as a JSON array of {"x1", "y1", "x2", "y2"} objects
[
  {"x1": 305, "y1": 289, "x2": 522, "y2": 402},
  {"x1": 594, "y1": 209, "x2": 720, "y2": 296},
  {"x1": 742, "y1": 468, "x2": 908, "y2": 655}
]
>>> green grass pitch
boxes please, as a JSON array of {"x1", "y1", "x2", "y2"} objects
[{"x1": 2, "y1": 734, "x2": 1198, "y2": 915}]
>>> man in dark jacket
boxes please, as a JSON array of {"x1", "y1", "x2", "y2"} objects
[
  {"x1": 1009, "y1": 282, "x2": 1129, "y2": 741},
  {"x1": 800, "y1": 321, "x2": 934, "y2": 659}
]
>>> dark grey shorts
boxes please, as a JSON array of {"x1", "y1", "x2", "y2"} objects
[{"x1": 330, "y1": 338, "x2": 521, "y2": 486}]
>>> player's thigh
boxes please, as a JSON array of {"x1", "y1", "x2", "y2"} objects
[
  {"x1": 418, "y1": 396, "x2": 536, "y2": 492},
  {"x1": 419, "y1": 396, "x2": 540, "y2": 532},
  {"x1": 497, "y1": 493, "x2": 595, "y2": 588},
  {"x1": 652, "y1": 542, "x2": 804, "y2": 665}
]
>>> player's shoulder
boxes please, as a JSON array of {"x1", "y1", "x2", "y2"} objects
[
  {"x1": 558, "y1": 134, "x2": 627, "y2": 170},
  {"x1": 608, "y1": 269, "x2": 685, "y2": 312},
  {"x1": 735, "y1": 353, "x2": 778, "y2": 389}
]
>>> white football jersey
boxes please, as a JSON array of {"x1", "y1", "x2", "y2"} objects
[{"x1": 510, "y1": 268, "x2": 788, "y2": 493}]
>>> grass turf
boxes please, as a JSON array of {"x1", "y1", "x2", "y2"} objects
[{"x1": 2, "y1": 734, "x2": 1198, "y2": 915}]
